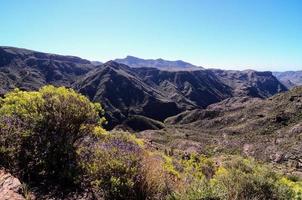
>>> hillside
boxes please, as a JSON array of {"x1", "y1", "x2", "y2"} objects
[{"x1": 140, "y1": 87, "x2": 302, "y2": 177}]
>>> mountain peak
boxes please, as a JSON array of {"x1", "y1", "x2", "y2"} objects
[{"x1": 115, "y1": 56, "x2": 203, "y2": 71}]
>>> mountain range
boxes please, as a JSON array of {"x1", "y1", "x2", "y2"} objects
[{"x1": 0, "y1": 46, "x2": 296, "y2": 129}]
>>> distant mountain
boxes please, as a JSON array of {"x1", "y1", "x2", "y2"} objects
[
  {"x1": 115, "y1": 56, "x2": 203, "y2": 71},
  {"x1": 0, "y1": 46, "x2": 288, "y2": 129},
  {"x1": 273, "y1": 71, "x2": 302, "y2": 89},
  {"x1": 91, "y1": 61, "x2": 103, "y2": 66}
]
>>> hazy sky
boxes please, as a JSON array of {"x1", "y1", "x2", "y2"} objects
[{"x1": 0, "y1": 0, "x2": 301, "y2": 71}]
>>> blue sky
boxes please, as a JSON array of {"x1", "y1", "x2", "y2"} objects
[{"x1": 0, "y1": 0, "x2": 301, "y2": 71}]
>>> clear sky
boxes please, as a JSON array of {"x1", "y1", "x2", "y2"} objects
[{"x1": 0, "y1": 0, "x2": 301, "y2": 71}]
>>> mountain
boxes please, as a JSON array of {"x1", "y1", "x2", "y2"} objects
[
  {"x1": 274, "y1": 71, "x2": 302, "y2": 89},
  {"x1": 74, "y1": 62, "x2": 229, "y2": 128},
  {"x1": 74, "y1": 61, "x2": 181, "y2": 128},
  {"x1": 115, "y1": 55, "x2": 203, "y2": 71},
  {"x1": 0, "y1": 46, "x2": 288, "y2": 129},
  {"x1": 75, "y1": 62, "x2": 287, "y2": 128}
]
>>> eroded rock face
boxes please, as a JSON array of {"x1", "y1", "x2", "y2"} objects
[{"x1": 0, "y1": 170, "x2": 25, "y2": 200}]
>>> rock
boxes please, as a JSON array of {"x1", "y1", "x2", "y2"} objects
[
  {"x1": 243, "y1": 144, "x2": 255, "y2": 157},
  {"x1": 289, "y1": 123, "x2": 302, "y2": 134},
  {"x1": 0, "y1": 170, "x2": 25, "y2": 200},
  {"x1": 269, "y1": 152, "x2": 284, "y2": 163}
]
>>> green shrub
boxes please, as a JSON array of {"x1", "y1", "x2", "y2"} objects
[
  {"x1": 170, "y1": 156, "x2": 297, "y2": 200},
  {"x1": 210, "y1": 158, "x2": 295, "y2": 200},
  {"x1": 79, "y1": 131, "x2": 181, "y2": 200},
  {"x1": 80, "y1": 132, "x2": 146, "y2": 199},
  {"x1": 0, "y1": 86, "x2": 105, "y2": 186},
  {"x1": 169, "y1": 178, "x2": 219, "y2": 200}
]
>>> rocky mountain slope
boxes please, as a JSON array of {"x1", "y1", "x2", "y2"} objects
[
  {"x1": 0, "y1": 46, "x2": 287, "y2": 129},
  {"x1": 140, "y1": 87, "x2": 302, "y2": 176},
  {"x1": 274, "y1": 71, "x2": 302, "y2": 89}
]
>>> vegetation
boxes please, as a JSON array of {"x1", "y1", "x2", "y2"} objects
[
  {"x1": 0, "y1": 86, "x2": 105, "y2": 186},
  {"x1": 168, "y1": 155, "x2": 301, "y2": 200},
  {"x1": 0, "y1": 86, "x2": 301, "y2": 199}
]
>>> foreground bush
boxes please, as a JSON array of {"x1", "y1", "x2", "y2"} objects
[
  {"x1": 80, "y1": 132, "x2": 144, "y2": 199},
  {"x1": 79, "y1": 132, "x2": 177, "y2": 200},
  {"x1": 0, "y1": 86, "x2": 105, "y2": 186}
]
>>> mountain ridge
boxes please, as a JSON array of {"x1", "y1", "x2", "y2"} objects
[{"x1": 0, "y1": 46, "x2": 288, "y2": 129}]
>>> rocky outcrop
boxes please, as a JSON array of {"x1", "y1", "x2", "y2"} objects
[{"x1": 0, "y1": 170, "x2": 26, "y2": 200}]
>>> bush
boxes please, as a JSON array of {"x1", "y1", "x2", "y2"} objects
[
  {"x1": 210, "y1": 158, "x2": 295, "y2": 200},
  {"x1": 79, "y1": 132, "x2": 141, "y2": 199},
  {"x1": 170, "y1": 156, "x2": 297, "y2": 200},
  {"x1": 139, "y1": 153, "x2": 178, "y2": 199},
  {"x1": 0, "y1": 86, "x2": 105, "y2": 186},
  {"x1": 80, "y1": 132, "x2": 144, "y2": 199},
  {"x1": 78, "y1": 130, "x2": 182, "y2": 200}
]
